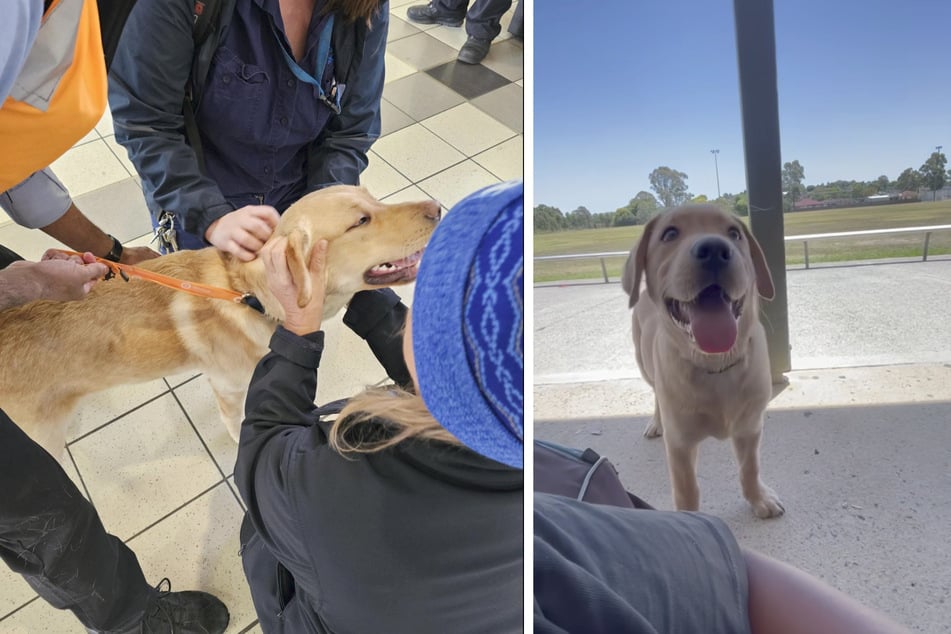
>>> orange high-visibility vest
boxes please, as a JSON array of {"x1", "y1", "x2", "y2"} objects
[{"x1": 0, "y1": 0, "x2": 106, "y2": 191}]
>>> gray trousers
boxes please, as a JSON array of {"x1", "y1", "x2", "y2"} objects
[{"x1": 433, "y1": 0, "x2": 515, "y2": 40}]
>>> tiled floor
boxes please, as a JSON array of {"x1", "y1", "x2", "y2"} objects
[{"x1": 0, "y1": 3, "x2": 522, "y2": 631}]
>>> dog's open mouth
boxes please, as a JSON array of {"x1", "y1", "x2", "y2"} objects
[
  {"x1": 665, "y1": 285, "x2": 744, "y2": 354},
  {"x1": 364, "y1": 250, "x2": 424, "y2": 285}
]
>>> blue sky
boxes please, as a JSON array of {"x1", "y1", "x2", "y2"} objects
[{"x1": 533, "y1": 0, "x2": 951, "y2": 214}]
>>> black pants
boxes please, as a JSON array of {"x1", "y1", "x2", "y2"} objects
[
  {"x1": 0, "y1": 244, "x2": 24, "y2": 269},
  {"x1": 0, "y1": 409, "x2": 153, "y2": 632}
]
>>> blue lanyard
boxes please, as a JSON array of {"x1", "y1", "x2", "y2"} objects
[{"x1": 273, "y1": 14, "x2": 342, "y2": 113}]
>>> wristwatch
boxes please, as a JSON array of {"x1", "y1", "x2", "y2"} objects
[{"x1": 104, "y1": 235, "x2": 124, "y2": 263}]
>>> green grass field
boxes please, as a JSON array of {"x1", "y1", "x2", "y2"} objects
[{"x1": 533, "y1": 200, "x2": 951, "y2": 282}]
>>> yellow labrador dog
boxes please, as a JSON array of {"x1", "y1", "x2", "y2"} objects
[
  {"x1": 621, "y1": 204, "x2": 784, "y2": 519},
  {"x1": 0, "y1": 185, "x2": 439, "y2": 458}
]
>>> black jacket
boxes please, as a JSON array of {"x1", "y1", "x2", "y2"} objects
[{"x1": 234, "y1": 323, "x2": 523, "y2": 632}]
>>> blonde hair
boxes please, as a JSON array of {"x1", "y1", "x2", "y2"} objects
[{"x1": 329, "y1": 386, "x2": 463, "y2": 455}]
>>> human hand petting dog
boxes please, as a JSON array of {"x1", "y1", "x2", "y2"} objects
[
  {"x1": 262, "y1": 236, "x2": 328, "y2": 335},
  {"x1": 205, "y1": 205, "x2": 281, "y2": 262},
  {"x1": 0, "y1": 250, "x2": 109, "y2": 310}
]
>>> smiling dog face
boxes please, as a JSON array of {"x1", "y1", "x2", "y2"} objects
[
  {"x1": 270, "y1": 185, "x2": 441, "y2": 313},
  {"x1": 622, "y1": 204, "x2": 773, "y2": 355}
]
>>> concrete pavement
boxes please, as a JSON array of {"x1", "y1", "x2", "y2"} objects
[{"x1": 533, "y1": 259, "x2": 951, "y2": 632}]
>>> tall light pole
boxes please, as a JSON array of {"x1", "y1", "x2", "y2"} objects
[
  {"x1": 711, "y1": 149, "x2": 721, "y2": 199},
  {"x1": 936, "y1": 146, "x2": 944, "y2": 202}
]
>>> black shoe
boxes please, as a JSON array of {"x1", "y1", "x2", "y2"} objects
[
  {"x1": 458, "y1": 36, "x2": 491, "y2": 64},
  {"x1": 140, "y1": 578, "x2": 230, "y2": 634},
  {"x1": 406, "y1": 4, "x2": 464, "y2": 27}
]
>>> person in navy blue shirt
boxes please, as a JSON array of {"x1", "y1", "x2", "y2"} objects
[{"x1": 110, "y1": 0, "x2": 388, "y2": 261}]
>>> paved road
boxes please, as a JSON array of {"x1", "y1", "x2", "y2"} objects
[{"x1": 535, "y1": 258, "x2": 951, "y2": 385}]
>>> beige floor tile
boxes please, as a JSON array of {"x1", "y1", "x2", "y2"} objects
[
  {"x1": 362, "y1": 151, "x2": 412, "y2": 199},
  {"x1": 69, "y1": 393, "x2": 222, "y2": 540},
  {"x1": 0, "y1": 221, "x2": 67, "y2": 261},
  {"x1": 392, "y1": 3, "x2": 440, "y2": 25},
  {"x1": 386, "y1": 15, "x2": 422, "y2": 43},
  {"x1": 384, "y1": 52, "x2": 416, "y2": 84},
  {"x1": 102, "y1": 135, "x2": 140, "y2": 181},
  {"x1": 94, "y1": 108, "x2": 115, "y2": 138},
  {"x1": 386, "y1": 32, "x2": 459, "y2": 71},
  {"x1": 49, "y1": 141, "x2": 131, "y2": 198},
  {"x1": 371, "y1": 124, "x2": 465, "y2": 183},
  {"x1": 417, "y1": 159, "x2": 501, "y2": 211},
  {"x1": 421, "y1": 24, "x2": 468, "y2": 51},
  {"x1": 126, "y1": 483, "x2": 257, "y2": 634},
  {"x1": 315, "y1": 313, "x2": 398, "y2": 405},
  {"x1": 472, "y1": 135, "x2": 524, "y2": 182},
  {"x1": 73, "y1": 126, "x2": 100, "y2": 147},
  {"x1": 481, "y1": 39, "x2": 524, "y2": 82},
  {"x1": 422, "y1": 102, "x2": 517, "y2": 156},
  {"x1": 382, "y1": 72, "x2": 466, "y2": 121},
  {"x1": 72, "y1": 177, "x2": 152, "y2": 244},
  {"x1": 65, "y1": 379, "x2": 169, "y2": 443},
  {"x1": 380, "y1": 98, "x2": 415, "y2": 137},
  {"x1": 0, "y1": 596, "x2": 82, "y2": 633},
  {"x1": 0, "y1": 570, "x2": 37, "y2": 622},
  {"x1": 164, "y1": 370, "x2": 203, "y2": 389},
  {"x1": 471, "y1": 82, "x2": 523, "y2": 133},
  {"x1": 381, "y1": 184, "x2": 434, "y2": 208},
  {"x1": 173, "y1": 375, "x2": 239, "y2": 476}
]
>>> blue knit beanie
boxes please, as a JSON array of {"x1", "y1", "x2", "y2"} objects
[{"x1": 412, "y1": 181, "x2": 524, "y2": 469}]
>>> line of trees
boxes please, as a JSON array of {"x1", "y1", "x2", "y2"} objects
[{"x1": 535, "y1": 151, "x2": 951, "y2": 233}]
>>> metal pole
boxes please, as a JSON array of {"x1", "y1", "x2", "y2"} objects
[
  {"x1": 923, "y1": 232, "x2": 931, "y2": 261},
  {"x1": 803, "y1": 241, "x2": 809, "y2": 269},
  {"x1": 733, "y1": 0, "x2": 791, "y2": 381},
  {"x1": 600, "y1": 258, "x2": 609, "y2": 283},
  {"x1": 711, "y1": 149, "x2": 721, "y2": 199}
]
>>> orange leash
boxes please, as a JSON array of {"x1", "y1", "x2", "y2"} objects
[{"x1": 56, "y1": 250, "x2": 265, "y2": 311}]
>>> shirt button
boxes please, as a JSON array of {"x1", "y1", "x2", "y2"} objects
[
  {"x1": 280, "y1": 116, "x2": 288, "y2": 126},
  {"x1": 222, "y1": 75, "x2": 231, "y2": 84},
  {"x1": 286, "y1": 78, "x2": 294, "y2": 87},
  {"x1": 264, "y1": 167, "x2": 270, "y2": 175}
]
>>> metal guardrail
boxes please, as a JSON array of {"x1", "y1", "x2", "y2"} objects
[{"x1": 534, "y1": 224, "x2": 951, "y2": 283}]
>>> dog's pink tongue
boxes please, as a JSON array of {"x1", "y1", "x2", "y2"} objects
[{"x1": 687, "y1": 289, "x2": 737, "y2": 354}]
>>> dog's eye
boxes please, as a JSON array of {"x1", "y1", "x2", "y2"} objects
[
  {"x1": 660, "y1": 227, "x2": 679, "y2": 242},
  {"x1": 728, "y1": 227, "x2": 742, "y2": 241},
  {"x1": 348, "y1": 216, "x2": 370, "y2": 230}
]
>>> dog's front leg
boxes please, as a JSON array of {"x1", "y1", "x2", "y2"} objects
[
  {"x1": 732, "y1": 430, "x2": 784, "y2": 519},
  {"x1": 664, "y1": 439, "x2": 700, "y2": 511},
  {"x1": 643, "y1": 398, "x2": 663, "y2": 438},
  {"x1": 207, "y1": 376, "x2": 247, "y2": 442}
]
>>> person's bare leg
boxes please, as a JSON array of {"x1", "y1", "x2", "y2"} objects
[{"x1": 744, "y1": 548, "x2": 910, "y2": 634}]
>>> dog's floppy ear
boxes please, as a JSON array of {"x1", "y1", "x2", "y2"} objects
[
  {"x1": 284, "y1": 227, "x2": 313, "y2": 307},
  {"x1": 621, "y1": 215, "x2": 659, "y2": 308},
  {"x1": 739, "y1": 221, "x2": 775, "y2": 300}
]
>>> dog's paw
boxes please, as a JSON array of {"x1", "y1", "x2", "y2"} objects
[
  {"x1": 643, "y1": 418, "x2": 663, "y2": 438},
  {"x1": 749, "y1": 486, "x2": 785, "y2": 519}
]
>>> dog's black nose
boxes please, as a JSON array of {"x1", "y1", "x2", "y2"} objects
[{"x1": 690, "y1": 236, "x2": 732, "y2": 271}]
